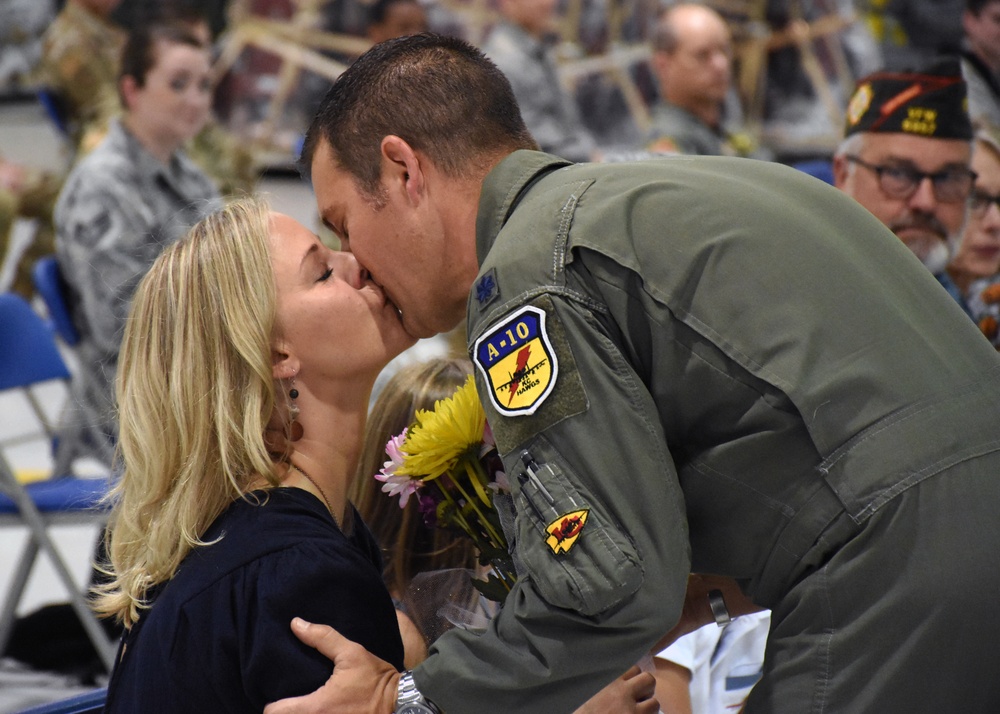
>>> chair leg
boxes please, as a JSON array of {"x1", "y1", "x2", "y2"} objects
[
  {"x1": 46, "y1": 518, "x2": 116, "y2": 667},
  {"x1": 2, "y1": 477, "x2": 118, "y2": 671},
  {"x1": 27, "y1": 525, "x2": 117, "y2": 672},
  {"x1": 61, "y1": 570, "x2": 117, "y2": 672},
  {"x1": 0, "y1": 536, "x2": 40, "y2": 656}
]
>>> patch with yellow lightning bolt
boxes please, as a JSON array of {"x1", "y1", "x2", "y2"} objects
[
  {"x1": 473, "y1": 305, "x2": 558, "y2": 417},
  {"x1": 545, "y1": 509, "x2": 590, "y2": 554}
]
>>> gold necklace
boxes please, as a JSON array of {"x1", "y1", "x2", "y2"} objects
[{"x1": 290, "y1": 462, "x2": 340, "y2": 529}]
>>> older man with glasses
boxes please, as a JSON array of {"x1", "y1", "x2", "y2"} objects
[{"x1": 834, "y1": 59, "x2": 976, "y2": 306}]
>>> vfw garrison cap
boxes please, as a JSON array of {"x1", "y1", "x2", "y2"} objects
[{"x1": 844, "y1": 58, "x2": 973, "y2": 140}]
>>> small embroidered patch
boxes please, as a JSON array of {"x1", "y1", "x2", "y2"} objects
[{"x1": 545, "y1": 509, "x2": 590, "y2": 554}]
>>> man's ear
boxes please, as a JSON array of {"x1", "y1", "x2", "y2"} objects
[
  {"x1": 651, "y1": 51, "x2": 672, "y2": 85},
  {"x1": 271, "y1": 340, "x2": 299, "y2": 381},
  {"x1": 381, "y1": 135, "x2": 425, "y2": 205}
]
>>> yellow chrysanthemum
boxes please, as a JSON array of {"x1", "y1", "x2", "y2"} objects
[{"x1": 398, "y1": 375, "x2": 485, "y2": 482}]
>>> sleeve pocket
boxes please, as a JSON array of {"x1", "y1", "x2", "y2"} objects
[{"x1": 510, "y1": 444, "x2": 644, "y2": 616}]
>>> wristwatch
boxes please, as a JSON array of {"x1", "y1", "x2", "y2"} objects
[
  {"x1": 708, "y1": 588, "x2": 732, "y2": 627},
  {"x1": 395, "y1": 671, "x2": 441, "y2": 714}
]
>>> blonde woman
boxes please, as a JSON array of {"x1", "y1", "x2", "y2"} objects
[
  {"x1": 947, "y1": 127, "x2": 1000, "y2": 297},
  {"x1": 94, "y1": 196, "x2": 415, "y2": 711}
]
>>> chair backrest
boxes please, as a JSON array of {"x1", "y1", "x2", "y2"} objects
[
  {"x1": 0, "y1": 293, "x2": 72, "y2": 390},
  {"x1": 792, "y1": 159, "x2": 835, "y2": 186},
  {"x1": 32, "y1": 256, "x2": 80, "y2": 347},
  {"x1": 12, "y1": 686, "x2": 107, "y2": 713},
  {"x1": 36, "y1": 87, "x2": 73, "y2": 139},
  {"x1": 0, "y1": 294, "x2": 117, "y2": 671}
]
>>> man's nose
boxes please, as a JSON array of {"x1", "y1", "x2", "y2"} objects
[
  {"x1": 907, "y1": 176, "x2": 938, "y2": 213},
  {"x1": 333, "y1": 251, "x2": 363, "y2": 288}
]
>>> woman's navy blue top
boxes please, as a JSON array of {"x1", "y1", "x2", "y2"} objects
[{"x1": 104, "y1": 488, "x2": 404, "y2": 712}]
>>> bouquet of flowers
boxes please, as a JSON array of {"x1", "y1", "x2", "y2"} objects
[{"x1": 375, "y1": 374, "x2": 517, "y2": 602}]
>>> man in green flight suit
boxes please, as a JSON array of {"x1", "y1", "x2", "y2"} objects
[{"x1": 267, "y1": 34, "x2": 1000, "y2": 713}]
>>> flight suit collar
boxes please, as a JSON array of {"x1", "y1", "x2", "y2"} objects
[{"x1": 475, "y1": 150, "x2": 572, "y2": 266}]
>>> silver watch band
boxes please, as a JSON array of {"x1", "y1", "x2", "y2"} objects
[{"x1": 395, "y1": 671, "x2": 440, "y2": 713}]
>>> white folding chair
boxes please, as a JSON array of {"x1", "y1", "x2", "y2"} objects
[{"x1": 0, "y1": 293, "x2": 116, "y2": 671}]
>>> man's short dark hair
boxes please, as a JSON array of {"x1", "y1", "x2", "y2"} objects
[{"x1": 301, "y1": 33, "x2": 537, "y2": 201}]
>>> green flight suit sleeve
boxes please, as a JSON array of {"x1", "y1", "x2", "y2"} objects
[{"x1": 414, "y1": 289, "x2": 690, "y2": 713}]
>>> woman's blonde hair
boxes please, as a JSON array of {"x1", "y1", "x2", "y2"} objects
[
  {"x1": 93, "y1": 196, "x2": 282, "y2": 627},
  {"x1": 350, "y1": 358, "x2": 478, "y2": 599}
]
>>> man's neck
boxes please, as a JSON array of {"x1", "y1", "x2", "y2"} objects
[{"x1": 668, "y1": 95, "x2": 722, "y2": 129}]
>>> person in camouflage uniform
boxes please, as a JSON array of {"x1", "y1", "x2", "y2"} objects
[
  {"x1": 53, "y1": 24, "x2": 221, "y2": 471},
  {"x1": 39, "y1": 0, "x2": 125, "y2": 155},
  {"x1": 0, "y1": 156, "x2": 60, "y2": 298},
  {"x1": 40, "y1": 0, "x2": 258, "y2": 196}
]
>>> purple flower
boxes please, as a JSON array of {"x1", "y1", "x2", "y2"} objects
[
  {"x1": 375, "y1": 429, "x2": 420, "y2": 507},
  {"x1": 488, "y1": 469, "x2": 510, "y2": 494},
  {"x1": 383, "y1": 429, "x2": 408, "y2": 472},
  {"x1": 417, "y1": 492, "x2": 439, "y2": 528},
  {"x1": 375, "y1": 472, "x2": 421, "y2": 507}
]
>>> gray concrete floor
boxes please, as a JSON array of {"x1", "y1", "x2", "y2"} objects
[{"x1": 0, "y1": 96, "x2": 320, "y2": 713}]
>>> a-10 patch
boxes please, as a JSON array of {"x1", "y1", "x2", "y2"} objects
[{"x1": 474, "y1": 305, "x2": 558, "y2": 417}]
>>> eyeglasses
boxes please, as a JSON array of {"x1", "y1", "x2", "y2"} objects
[
  {"x1": 845, "y1": 155, "x2": 977, "y2": 203},
  {"x1": 969, "y1": 189, "x2": 1000, "y2": 218}
]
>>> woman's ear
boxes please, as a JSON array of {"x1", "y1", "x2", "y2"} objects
[
  {"x1": 271, "y1": 340, "x2": 299, "y2": 380},
  {"x1": 120, "y1": 75, "x2": 139, "y2": 112},
  {"x1": 381, "y1": 135, "x2": 425, "y2": 205}
]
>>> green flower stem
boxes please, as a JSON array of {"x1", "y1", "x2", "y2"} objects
[
  {"x1": 431, "y1": 478, "x2": 500, "y2": 562},
  {"x1": 430, "y1": 475, "x2": 513, "y2": 596},
  {"x1": 433, "y1": 481, "x2": 477, "y2": 535},
  {"x1": 462, "y1": 457, "x2": 493, "y2": 506},
  {"x1": 450, "y1": 466, "x2": 506, "y2": 545}
]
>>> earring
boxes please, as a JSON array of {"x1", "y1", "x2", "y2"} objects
[{"x1": 288, "y1": 381, "x2": 304, "y2": 442}]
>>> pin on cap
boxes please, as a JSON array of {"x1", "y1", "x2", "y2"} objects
[{"x1": 844, "y1": 57, "x2": 972, "y2": 140}]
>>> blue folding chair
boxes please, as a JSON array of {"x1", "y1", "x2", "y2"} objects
[
  {"x1": 0, "y1": 293, "x2": 115, "y2": 672},
  {"x1": 15, "y1": 687, "x2": 107, "y2": 714},
  {"x1": 32, "y1": 256, "x2": 79, "y2": 347},
  {"x1": 791, "y1": 159, "x2": 835, "y2": 186},
  {"x1": 35, "y1": 88, "x2": 72, "y2": 141}
]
